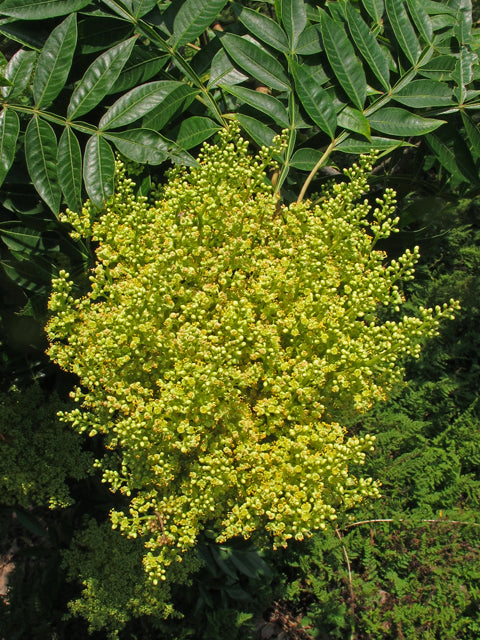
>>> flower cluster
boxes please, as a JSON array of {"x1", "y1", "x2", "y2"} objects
[{"x1": 46, "y1": 128, "x2": 458, "y2": 582}]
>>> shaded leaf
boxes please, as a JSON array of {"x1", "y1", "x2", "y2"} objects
[
  {"x1": 426, "y1": 129, "x2": 479, "y2": 184},
  {"x1": 0, "y1": 109, "x2": 19, "y2": 187},
  {"x1": 234, "y1": 4, "x2": 289, "y2": 53},
  {"x1": 104, "y1": 128, "x2": 168, "y2": 164},
  {"x1": 33, "y1": 14, "x2": 77, "y2": 109},
  {"x1": 221, "y1": 34, "x2": 290, "y2": 91},
  {"x1": 290, "y1": 147, "x2": 325, "y2": 170},
  {"x1": 336, "y1": 134, "x2": 409, "y2": 153},
  {"x1": 221, "y1": 85, "x2": 289, "y2": 127},
  {"x1": 405, "y1": 0, "x2": 433, "y2": 44},
  {"x1": 368, "y1": 107, "x2": 445, "y2": 136},
  {"x1": 142, "y1": 84, "x2": 198, "y2": 131},
  {"x1": 392, "y1": 79, "x2": 454, "y2": 107},
  {"x1": 461, "y1": 112, "x2": 480, "y2": 160},
  {"x1": 346, "y1": 3, "x2": 390, "y2": 91},
  {"x1": 172, "y1": 0, "x2": 228, "y2": 49},
  {"x1": 83, "y1": 135, "x2": 115, "y2": 207},
  {"x1": 338, "y1": 106, "x2": 371, "y2": 139},
  {"x1": 319, "y1": 10, "x2": 366, "y2": 111},
  {"x1": 57, "y1": 127, "x2": 83, "y2": 212},
  {"x1": 236, "y1": 114, "x2": 276, "y2": 149},
  {"x1": 295, "y1": 25, "x2": 323, "y2": 55},
  {"x1": 25, "y1": 116, "x2": 61, "y2": 215},
  {"x1": 291, "y1": 59, "x2": 336, "y2": 138},
  {"x1": 208, "y1": 48, "x2": 249, "y2": 88},
  {"x1": 67, "y1": 36, "x2": 137, "y2": 120},
  {"x1": 173, "y1": 116, "x2": 221, "y2": 149},
  {"x1": 131, "y1": 0, "x2": 157, "y2": 18},
  {"x1": 0, "y1": 0, "x2": 91, "y2": 19},
  {"x1": 451, "y1": 48, "x2": 476, "y2": 104},
  {"x1": 108, "y1": 49, "x2": 168, "y2": 95},
  {"x1": 279, "y1": 0, "x2": 307, "y2": 50},
  {"x1": 1, "y1": 48, "x2": 36, "y2": 98},
  {"x1": 361, "y1": 0, "x2": 384, "y2": 24},
  {"x1": 418, "y1": 55, "x2": 456, "y2": 81},
  {"x1": 385, "y1": 0, "x2": 421, "y2": 65}
]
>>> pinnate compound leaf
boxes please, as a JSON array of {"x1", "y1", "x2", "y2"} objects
[
  {"x1": 0, "y1": 0, "x2": 91, "y2": 19},
  {"x1": 221, "y1": 85, "x2": 289, "y2": 127},
  {"x1": 279, "y1": 0, "x2": 307, "y2": 50},
  {"x1": 221, "y1": 34, "x2": 290, "y2": 91},
  {"x1": 34, "y1": 14, "x2": 77, "y2": 109},
  {"x1": 234, "y1": 4, "x2": 289, "y2": 53},
  {"x1": 368, "y1": 107, "x2": 445, "y2": 136},
  {"x1": 104, "y1": 129, "x2": 169, "y2": 164},
  {"x1": 319, "y1": 10, "x2": 366, "y2": 111},
  {"x1": 405, "y1": 0, "x2": 433, "y2": 44},
  {"x1": 57, "y1": 127, "x2": 82, "y2": 213},
  {"x1": 172, "y1": 0, "x2": 229, "y2": 49},
  {"x1": 25, "y1": 116, "x2": 61, "y2": 215},
  {"x1": 291, "y1": 59, "x2": 336, "y2": 139},
  {"x1": 83, "y1": 135, "x2": 115, "y2": 207},
  {"x1": 67, "y1": 36, "x2": 137, "y2": 120},
  {"x1": 173, "y1": 116, "x2": 221, "y2": 150},
  {"x1": 99, "y1": 81, "x2": 184, "y2": 130},
  {"x1": 346, "y1": 3, "x2": 390, "y2": 91},
  {"x1": 385, "y1": 0, "x2": 421, "y2": 65},
  {"x1": 1, "y1": 48, "x2": 36, "y2": 98},
  {"x1": 392, "y1": 79, "x2": 454, "y2": 107},
  {"x1": 0, "y1": 109, "x2": 19, "y2": 187},
  {"x1": 361, "y1": 0, "x2": 384, "y2": 24}
]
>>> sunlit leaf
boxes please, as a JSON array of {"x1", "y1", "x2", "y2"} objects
[
  {"x1": 338, "y1": 106, "x2": 371, "y2": 140},
  {"x1": 236, "y1": 114, "x2": 277, "y2": 149},
  {"x1": 142, "y1": 84, "x2": 198, "y2": 131},
  {"x1": 173, "y1": 116, "x2": 221, "y2": 149},
  {"x1": 385, "y1": 0, "x2": 421, "y2": 65},
  {"x1": 0, "y1": 48, "x2": 36, "y2": 98},
  {"x1": 57, "y1": 127, "x2": 83, "y2": 212},
  {"x1": 361, "y1": 0, "x2": 384, "y2": 24},
  {"x1": 234, "y1": 4, "x2": 289, "y2": 53},
  {"x1": 319, "y1": 10, "x2": 366, "y2": 111},
  {"x1": 291, "y1": 59, "x2": 336, "y2": 139},
  {"x1": 83, "y1": 135, "x2": 115, "y2": 207},
  {"x1": 104, "y1": 128, "x2": 169, "y2": 164},
  {"x1": 0, "y1": 0, "x2": 91, "y2": 19},
  {"x1": 392, "y1": 79, "x2": 454, "y2": 107},
  {"x1": 25, "y1": 116, "x2": 61, "y2": 215},
  {"x1": 279, "y1": 0, "x2": 307, "y2": 50},
  {"x1": 221, "y1": 33, "x2": 290, "y2": 91},
  {"x1": 67, "y1": 36, "x2": 137, "y2": 119},
  {"x1": 368, "y1": 107, "x2": 445, "y2": 136},
  {"x1": 33, "y1": 14, "x2": 77, "y2": 109},
  {"x1": 221, "y1": 85, "x2": 290, "y2": 127},
  {"x1": 172, "y1": 0, "x2": 228, "y2": 49},
  {"x1": 0, "y1": 109, "x2": 19, "y2": 187},
  {"x1": 405, "y1": 0, "x2": 433, "y2": 44},
  {"x1": 99, "y1": 81, "x2": 173, "y2": 130}
]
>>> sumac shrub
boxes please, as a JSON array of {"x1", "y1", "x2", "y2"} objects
[{"x1": 46, "y1": 129, "x2": 457, "y2": 584}]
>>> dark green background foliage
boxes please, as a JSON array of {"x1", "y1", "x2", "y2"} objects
[{"x1": 0, "y1": 0, "x2": 480, "y2": 638}]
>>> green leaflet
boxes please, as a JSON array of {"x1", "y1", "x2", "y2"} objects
[
  {"x1": 173, "y1": 116, "x2": 221, "y2": 150},
  {"x1": 367, "y1": 107, "x2": 445, "y2": 136},
  {"x1": 57, "y1": 127, "x2": 83, "y2": 213},
  {"x1": 172, "y1": 0, "x2": 229, "y2": 49},
  {"x1": 221, "y1": 33, "x2": 290, "y2": 91},
  {"x1": 234, "y1": 4, "x2": 289, "y2": 53},
  {"x1": 0, "y1": 109, "x2": 19, "y2": 187},
  {"x1": 83, "y1": 135, "x2": 115, "y2": 207},
  {"x1": 33, "y1": 14, "x2": 77, "y2": 109},
  {"x1": 0, "y1": 0, "x2": 91, "y2": 19},
  {"x1": 319, "y1": 10, "x2": 366, "y2": 111},
  {"x1": 346, "y1": 3, "x2": 390, "y2": 92},
  {"x1": 221, "y1": 85, "x2": 290, "y2": 128},
  {"x1": 25, "y1": 116, "x2": 61, "y2": 215},
  {"x1": 291, "y1": 59, "x2": 336, "y2": 139},
  {"x1": 385, "y1": 0, "x2": 421, "y2": 65},
  {"x1": 279, "y1": 0, "x2": 307, "y2": 50},
  {"x1": 0, "y1": 48, "x2": 36, "y2": 98},
  {"x1": 392, "y1": 79, "x2": 454, "y2": 108},
  {"x1": 67, "y1": 37, "x2": 137, "y2": 120}
]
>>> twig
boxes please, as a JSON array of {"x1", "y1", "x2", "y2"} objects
[{"x1": 341, "y1": 517, "x2": 480, "y2": 531}]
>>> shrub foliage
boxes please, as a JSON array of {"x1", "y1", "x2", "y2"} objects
[{"x1": 46, "y1": 129, "x2": 457, "y2": 584}]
